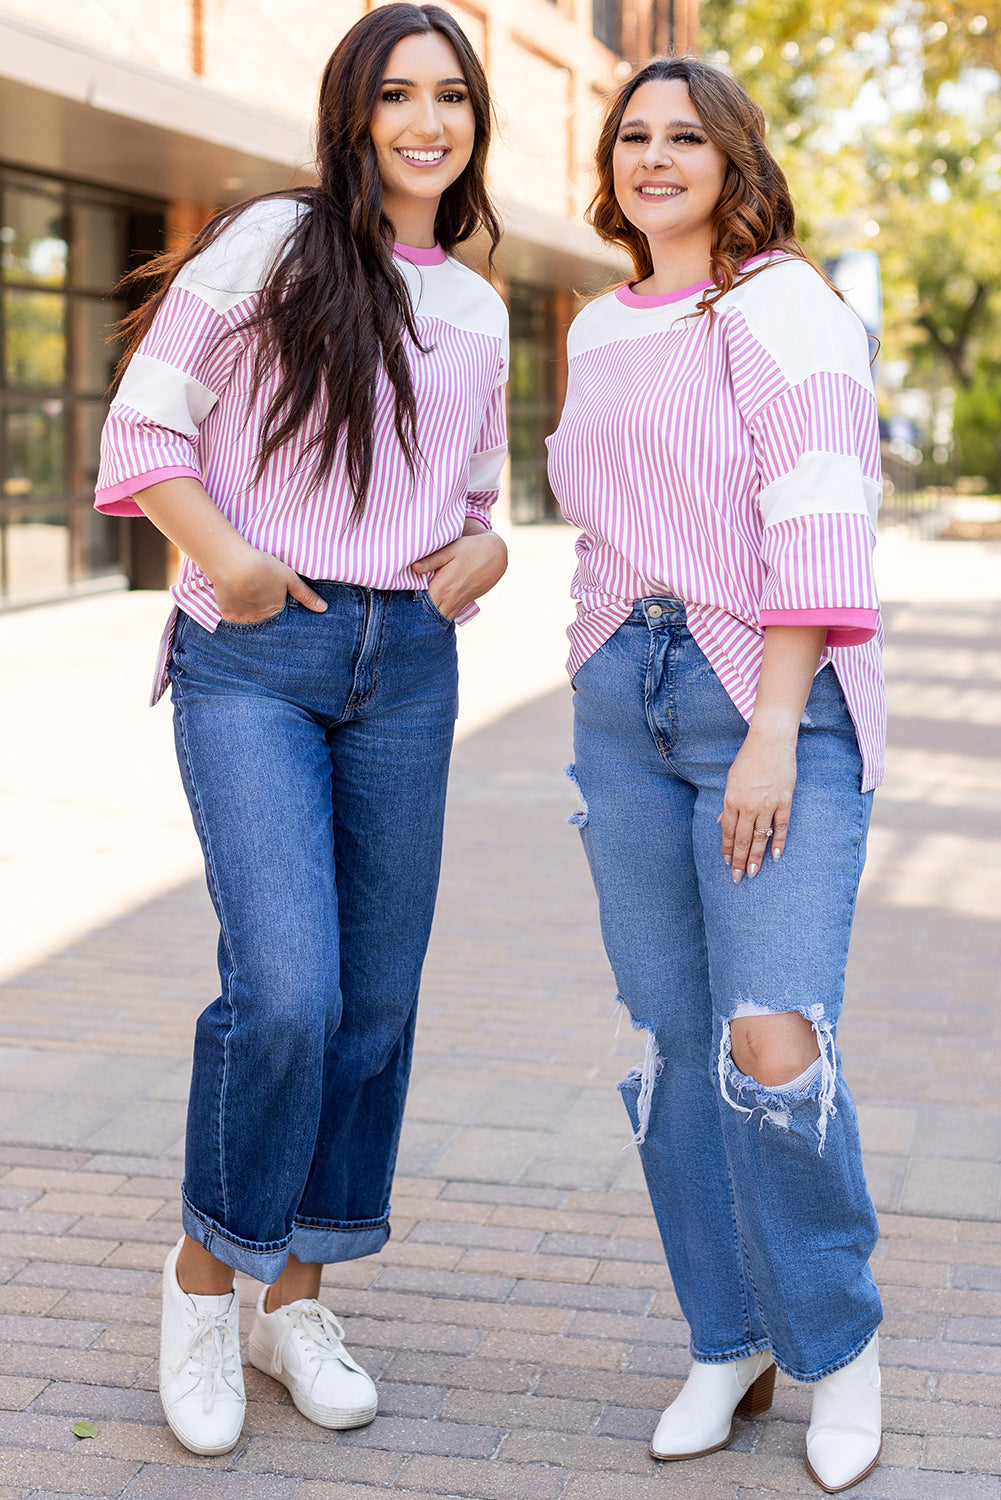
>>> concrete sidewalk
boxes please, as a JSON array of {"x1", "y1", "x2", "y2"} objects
[{"x1": 0, "y1": 527, "x2": 999, "y2": 1498}]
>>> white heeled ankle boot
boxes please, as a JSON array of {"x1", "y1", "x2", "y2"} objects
[
  {"x1": 649, "y1": 1349, "x2": 775, "y2": 1460},
  {"x1": 805, "y1": 1333, "x2": 882, "y2": 1493}
]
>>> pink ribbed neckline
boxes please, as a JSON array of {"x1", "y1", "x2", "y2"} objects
[
  {"x1": 616, "y1": 277, "x2": 713, "y2": 307},
  {"x1": 616, "y1": 252, "x2": 780, "y2": 308},
  {"x1": 394, "y1": 242, "x2": 447, "y2": 266}
]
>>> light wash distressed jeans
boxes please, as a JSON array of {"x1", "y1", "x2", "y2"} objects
[
  {"x1": 569, "y1": 599, "x2": 882, "y2": 1382},
  {"x1": 168, "y1": 583, "x2": 457, "y2": 1284}
]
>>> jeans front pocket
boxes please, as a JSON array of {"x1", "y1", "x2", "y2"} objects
[
  {"x1": 417, "y1": 589, "x2": 455, "y2": 628},
  {"x1": 215, "y1": 597, "x2": 292, "y2": 632}
]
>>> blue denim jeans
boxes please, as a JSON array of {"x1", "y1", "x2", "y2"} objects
[
  {"x1": 168, "y1": 584, "x2": 458, "y2": 1284},
  {"x1": 570, "y1": 599, "x2": 882, "y2": 1382}
]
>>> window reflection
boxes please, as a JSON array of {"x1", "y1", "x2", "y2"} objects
[
  {"x1": 508, "y1": 282, "x2": 559, "y2": 522},
  {"x1": 74, "y1": 401, "x2": 107, "y2": 497},
  {"x1": 73, "y1": 202, "x2": 125, "y2": 290},
  {"x1": 1, "y1": 187, "x2": 67, "y2": 286},
  {"x1": 1, "y1": 168, "x2": 164, "y2": 604},
  {"x1": 80, "y1": 507, "x2": 123, "y2": 577},
  {"x1": 4, "y1": 404, "x2": 65, "y2": 499},
  {"x1": 73, "y1": 299, "x2": 125, "y2": 393},
  {"x1": 3, "y1": 288, "x2": 67, "y2": 387}
]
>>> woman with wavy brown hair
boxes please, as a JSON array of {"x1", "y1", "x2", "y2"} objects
[
  {"x1": 96, "y1": 3, "x2": 508, "y2": 1457},
  {"x1": 548, "y1": 57, "x2": 884, "y2": 1492}
]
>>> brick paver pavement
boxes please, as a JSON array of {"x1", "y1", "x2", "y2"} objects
[{"x1": 0, "y1": 546, "x2": 999, "y2": 1498}]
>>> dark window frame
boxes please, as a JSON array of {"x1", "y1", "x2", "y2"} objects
[{"x1": 0, "y1": 161, "x2": 166, "y2": 606}]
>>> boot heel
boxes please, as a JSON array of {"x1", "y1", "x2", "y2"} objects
[{"x1": 735, "y1": 1361, "x2": 775, "y2": 1418}]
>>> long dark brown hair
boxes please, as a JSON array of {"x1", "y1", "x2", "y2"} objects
[
  {"x1": 117, "y1": 4, "x2": 501, "y2": 515},
  {"x1": 588, "y1": 56, "x2": 831, "y2": 318}
]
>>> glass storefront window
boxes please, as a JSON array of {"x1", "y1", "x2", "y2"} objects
[
  {"x1": 592, "y1": 0, "x2": 623, "y2": 53},
  {"x1": 1, "y1": 186, "x2": 67, "y2": 286},
  {"x1": 4, "y1": 403, "x2": 65, "y2": 498},
  {"x1": 72, "y1": 202, "x2": 126, "y2": 291},
  {"x1": 0, "y1": 165, "x2": 165, "y2": 605},
  {"x1": 73, "y1": 298, "x2": 125, "y2": 393},
  {"x1": 73, "y1": 400, "x2": 107, "y2": 496},
  {"x1": 508, "y1": 282, "x2": 560, "y2": 523},
  {"x1": 3, "y1": 288, "x2": 67, "y2": 388}
]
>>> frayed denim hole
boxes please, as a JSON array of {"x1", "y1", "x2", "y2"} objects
[
  {"x1": 614, "y1": 995, "x2": 662, "y2": 1148},
  {"x1": 716, "y1": 1003, "x2": 838, "y2": 1155},
  {"x1": 564, "y1": 762, "x2": 588, "y2": 827}
]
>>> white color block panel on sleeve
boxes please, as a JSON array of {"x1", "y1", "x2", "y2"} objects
[
  {"x1": 758, "y1": 451, "x2": 881, "y2": 533},
  {"x1": 731, "y1": 260, "x2": 874, "y2": 390},
  {"x1": 173, "y1": 198, "x2": 301, "y2": 313},
  {"x1": 467, "y1": 443, "x2": 507, "y2": 492},
  {"x1": 114, "y1": 353, "x2": 220, "y2": 438}
]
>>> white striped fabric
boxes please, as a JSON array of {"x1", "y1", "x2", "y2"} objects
[
  {"x1": 546, "y1": 254, "x2": 886, "y2": 790},
  {"x1": 95, "y1": 199, "x2": 509, "y2": 701}
]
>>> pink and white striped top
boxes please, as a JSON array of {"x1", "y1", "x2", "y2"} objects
[
  {"x1": 95, "y1": 198, "x2": 509, "y2": 701},
  {"x1": 546, "y1": 254, "x2": 885, "y2": 790}
]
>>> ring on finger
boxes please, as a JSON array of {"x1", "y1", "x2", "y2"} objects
[{"x1": 752, "y1": 826, "x2": 774, "y2": 839}]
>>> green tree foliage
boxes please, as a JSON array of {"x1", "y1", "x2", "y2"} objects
[
  {"x1": 954, "y1": 372, "x2": 1001, "y2": 482},
  {"x1": 698, "y1": 2, "x2": 1001, "y2": 482},
  {"x1": 697, "y1": 0, "x2": 885, "y2": 243}
]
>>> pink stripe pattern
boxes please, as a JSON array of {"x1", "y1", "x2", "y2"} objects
[
  {"x1": 95, "y1": 201, "x2": 509, "y2": 701},
  {"x1": 547, "y1": 255, "x2": 886, "y2": 790}
]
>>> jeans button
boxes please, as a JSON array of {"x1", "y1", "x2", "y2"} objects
[{"x1": 648, "y1": 604, "x2": 663, "y2": 619}]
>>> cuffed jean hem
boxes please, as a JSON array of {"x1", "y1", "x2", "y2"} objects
[
  {"x1": 181, "y1": 1195, "x2": 293, "y2": 1284},
  {"x1": 181, "y1": 1194, "x2": 392, "y2": 1282},
  {"x1": 690, "y1": 1337, "x2": 773, "y2": 1366},
  {"x1": 774, "y1": 1323, "x2": 882, "y2": 1385},
  {"x1": 289, "y1": 1219, "x2": 390, "y2": 1266}
]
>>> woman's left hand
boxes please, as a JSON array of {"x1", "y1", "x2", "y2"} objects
[
  {"x1": 720, "y1": 729, "x2": 797, "y2": 882},
  {"x1": 721, "y1": 624, "x2": 826, "y2": 883},
  {"x1": 413, "y1": 525, "x2": 508, "y2": 619}
]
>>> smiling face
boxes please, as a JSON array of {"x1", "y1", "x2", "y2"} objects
[
  {"x1": 612, "y1": 78, "x2": 728, "y2": 274},
  {"x1": 369, "y1": 31, "x2": 477, "y2": 245}
]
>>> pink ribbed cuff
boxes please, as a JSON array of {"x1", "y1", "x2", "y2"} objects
[
  {"x1": 760, "y1": 607, "x2": 879, "y2": 647},
  {"x1": 94, "y1": 466, "x2": 201, "y2": 516},
  {"x1": 464, "y1": 506, "x2": 493, "y2": 532}
]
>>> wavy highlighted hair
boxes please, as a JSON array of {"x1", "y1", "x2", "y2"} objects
[{"x1": 588, "y1": 56, "x2": 828, "y2": 317}]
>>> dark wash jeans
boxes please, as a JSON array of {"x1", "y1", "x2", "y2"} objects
[{"x1": 168, "y1": 584, "x2": 457, "y2": 1284}]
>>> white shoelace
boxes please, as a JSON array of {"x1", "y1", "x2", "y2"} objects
[
  {"x1": 173, "y1": 1309, "x2": 241, "y2": 1414},
  {"x1": 271, "y1": 1300, "x2": 351, "y2": 1378}
]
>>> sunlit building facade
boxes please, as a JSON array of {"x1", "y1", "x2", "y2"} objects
[{"x1": 0, "y1": 0, "x2": 697, "y2": 604}]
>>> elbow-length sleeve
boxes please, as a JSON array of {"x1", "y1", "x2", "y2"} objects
[
  {"x1": 464, "y1": 364, "x2": 508, "y2": 529},
  {"x1": 728, "y1": 261, "x2": 882, "y2": 648},
  {"x1": 95, "y1": 201, "x2": 293, "y2": 516}
]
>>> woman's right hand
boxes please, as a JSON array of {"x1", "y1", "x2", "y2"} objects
[
  {"x1": 212, "y1": 547, "x2": 328, "y2": 623},
  {"x1": 135, "y1": 477, "x2": 329, "y2": 623}
]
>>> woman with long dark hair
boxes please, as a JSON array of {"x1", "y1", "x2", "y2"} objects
[
  {"x1": 96, "y1": 4, "x2": 507, "y2": 1457},
  {"x1": 547, "y1": 58, "x2": 884, "y2": 1493}
]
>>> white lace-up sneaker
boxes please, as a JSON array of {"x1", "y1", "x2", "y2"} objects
[
  {"x1": 159, "y1": 1237, "x2": 245, "y2": 1456},
  {"x1": 247, "y1": 1290, "x2": 378, "y2": 1428}
]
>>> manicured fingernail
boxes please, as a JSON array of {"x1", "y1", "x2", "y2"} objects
[
  {"x1": 723, "y1": 855, "x2": 731, "y2": 867},
  {"x1": 732, "y1": 868, "x2": 743, "y2": 884},
  {"x1": 772, "y1": 848, "x2": 782, "y2": 861},
  {"x1": 748, "y1": 863, "x2": 758, "y2": 878}
]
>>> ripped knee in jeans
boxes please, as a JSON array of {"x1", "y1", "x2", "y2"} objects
[
  {"x1": 564, "y1": 763, "x2": 588, "y2": 827},
  {"x1": 614, "y1": 997, "x2": 663, "y2": 1148},
  {"x1": 717, "y1": 1001, "x2": 838, "y2": 1154}
]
